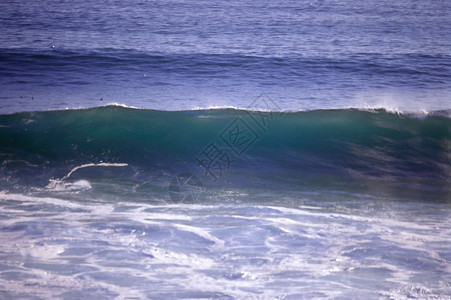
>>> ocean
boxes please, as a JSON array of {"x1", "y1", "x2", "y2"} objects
[{"x1": 0, "y1": 0, "x2": 450, "y2": 299}]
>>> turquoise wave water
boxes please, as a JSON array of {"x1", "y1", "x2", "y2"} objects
[{"x1": 0, "y1": 106, "x2": 449, "y2": 202}]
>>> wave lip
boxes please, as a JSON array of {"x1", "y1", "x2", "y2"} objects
[{"x1": 9, "y1": 104, "x2": 447, "y2": 118}]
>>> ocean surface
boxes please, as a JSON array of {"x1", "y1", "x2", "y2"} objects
[{"x1": 0, "y1": 0, "x2": 450, "y2": 299}]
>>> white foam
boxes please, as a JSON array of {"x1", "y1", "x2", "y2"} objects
[
  {"x1": 0, "y1": 195, "x2": 449, "y2": 299},
  {"x1": 173, "y1": 223, "x2": 225, "y2": 249},
  {"x1": 64, "y1": 162, "x2": 129, "y2": 179},
  {"x1": 102, "y1": 102, "x2": 140, "y2": 109},
  {"x1": 46, "y1": 179, "x2": 92, "y2": 192},
  {"x1": 0, "y1": 191, "x2": 86, "y2": 209},
  {"x1": 1, "y1": 159, "x2": 40, "y2": 167},
  {"x1": 44, "y1": 162, "x2": 128, "y2": 192}
]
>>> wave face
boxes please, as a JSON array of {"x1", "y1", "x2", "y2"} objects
[{"x1": 0, "y1": 106, "x2": 449, "y2": 202}]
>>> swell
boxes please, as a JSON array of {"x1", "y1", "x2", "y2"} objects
[
  {"x1": 1, "y1": 49, "x2": 450, "y2": 87},
  {"x1": 0, "y1": 106, "x2": 449, "y2": 190}
]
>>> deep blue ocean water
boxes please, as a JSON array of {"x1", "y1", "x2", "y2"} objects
[
  {"x1": 0, "y1": 0, "x2": 450, "y2": 113},
  {"x1": 0, "y1": 0, "x2": 450, "y2": 299}
]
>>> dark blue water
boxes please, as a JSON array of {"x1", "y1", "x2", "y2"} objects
[
  {"x1": 0, "y1": 0, "x2": 450, "y2": 113},
  {"x1": 0, "y1": 0, "x2": 450, "y2": 298}
]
